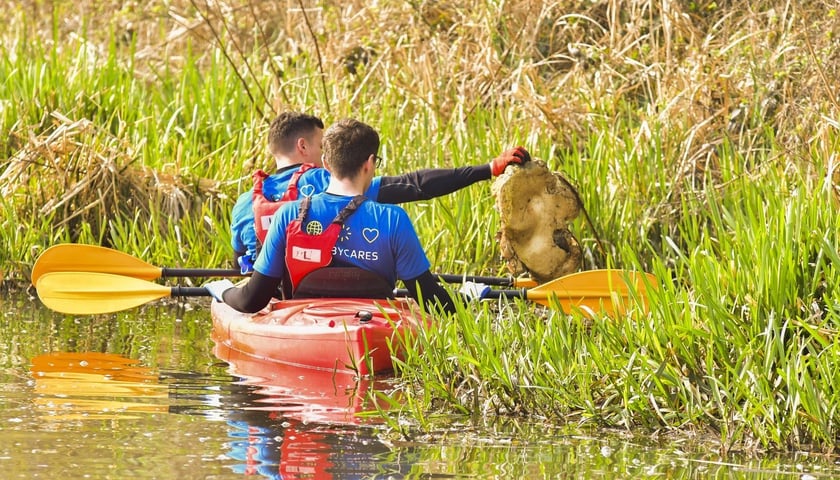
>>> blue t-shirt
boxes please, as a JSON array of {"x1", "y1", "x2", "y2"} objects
[
  {"x1": 254, "y1": 193, "x2": 429, "y2": 287},
  {"x1": 230, "y1": 167, "x2": 383, "y2": 259}
]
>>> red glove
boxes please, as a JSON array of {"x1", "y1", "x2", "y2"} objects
[{"x1": 490, "y1": 146, "x2": 531, "y2": 176}]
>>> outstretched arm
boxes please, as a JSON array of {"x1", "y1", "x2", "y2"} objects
[
  {"x1": 377, "y1": 165, "x2": 491, "y2": 203},
  {"x1": 376, "y1": 146, "x2": 530, "y2": 203},
  {"x1": 404, "y1": 270, "x2": 457, "y2": 314}
]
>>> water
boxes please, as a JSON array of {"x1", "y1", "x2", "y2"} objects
[{"x1": 1, "y1": 292, "x2": 838, "y2": 479}]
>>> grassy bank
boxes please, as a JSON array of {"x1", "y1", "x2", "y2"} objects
[{"x1": 1, "y1": 0, "x2": 839, "y2": 452}]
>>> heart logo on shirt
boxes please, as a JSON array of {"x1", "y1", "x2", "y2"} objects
[
  {"x1": 362, "y1": 228, "x2": 379, "y2": 243},
  {"x1": 300, "y1": 184, "x2": 316, "y2": 197}
]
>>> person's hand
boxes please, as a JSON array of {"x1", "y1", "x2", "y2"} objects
[
  {"x1": 237, "y1": 253, "x2": 255, "y2": 275},
  {"x1": 490, "y1": 146, "x2": 531, "y2": 176},
  {"x1": 459, "y1": 281, "x2": 491, "y2": 301},
  {"x1": 204, "y1": 279, "x2": 235, "y2": 303}
]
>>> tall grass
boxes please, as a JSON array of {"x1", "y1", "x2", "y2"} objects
[
  {"x1": 1, "y1": 0, "x2": 839, "y2": 452},
  {"x1": 387, "y1": 142, "x2": 840, "y2": 452}
]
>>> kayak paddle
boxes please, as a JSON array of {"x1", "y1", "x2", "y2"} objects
[
  {"x1": 36, "y1": 272, "x2": 209, "y2": 315},
  {"x1": 35, "y1": 269, "x2": 654, "y2": 316},
  {"x1": 30, "y1": 244, "x2": 240, "y2": 285},
  {"x1": 482, "y1": 269, "x2": 656, "y2": 315},
  {"x1": 31, "y1": 243, "x2": 535, "y2": 287}
]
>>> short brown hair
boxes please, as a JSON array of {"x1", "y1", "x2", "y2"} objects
[
  {"x1": 322, "y1": 118, "x2": 379, "y2": 179},
  {"x1": 267, "y1": 112, "x2": 324, "y2": 155}
]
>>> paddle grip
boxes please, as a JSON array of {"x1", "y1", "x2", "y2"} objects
[
  {"x1": 482, "y1": 289, "x2": 524, "y2": 300},
  {"x1": 170, "y1": 286, "x2": 213, "y2": 297}
]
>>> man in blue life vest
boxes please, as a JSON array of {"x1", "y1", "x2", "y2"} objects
[
  {"x1": 230, "y1": 111, "x2": 530, "y2": 273},
  {"x1": 208, "y1": 118, "x2": 459, "y2": 314}
]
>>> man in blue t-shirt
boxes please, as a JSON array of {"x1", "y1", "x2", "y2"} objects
[
  {"x1": 230, "y1": 111, "x2": 529, "y2": 272},
  {"x1": 210, "y1": 118, "x2": 457, "y2": 314}
]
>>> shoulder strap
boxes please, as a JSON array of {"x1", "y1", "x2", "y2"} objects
[
  {"x1": 252, "y1": 169, "x2": 270, "y2": 194},
  {"x1": 296, "y1": 195, "x2": 312, "y2": 222},
  {"x1": 280, "y1": 163, "x2": 316, "y2": 202},
  {"x1": 331, "y1": 195, "x2": 366, "y2": 225}
]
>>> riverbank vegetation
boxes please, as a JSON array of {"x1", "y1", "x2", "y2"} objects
[{"x1": 1, "y1": 0, "x2": 838, "y2": 453}]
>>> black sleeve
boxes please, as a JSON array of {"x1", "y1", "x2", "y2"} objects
[
  {"x1": 404, "y1": 270, "x2": 457, "y2": 314},
  {"x1": 376, "y1": 165, "x2": 492, "y2": 204},
  {"x1": 221, "y1": 271, "x2": 282, "y2": 313}
]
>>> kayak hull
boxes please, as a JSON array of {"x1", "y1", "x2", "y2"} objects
[{"x1": 211, "y1": 297, "x2": 425, "y2": 375}]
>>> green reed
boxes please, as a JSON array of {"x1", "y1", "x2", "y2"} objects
[{"x1": 383, "y1": 141, "x2": 840, "y2": 451}]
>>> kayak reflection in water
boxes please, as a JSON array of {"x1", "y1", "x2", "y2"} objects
[{"x1": 214, "y1": 343, "x2": 411, "y2": 479}]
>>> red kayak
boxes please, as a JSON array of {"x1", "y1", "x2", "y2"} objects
[{"x1": 210, "y1": 296, "x2": 427, "y2": 375}]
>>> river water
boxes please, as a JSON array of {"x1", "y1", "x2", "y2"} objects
[{"x1": 1, "y1": 292, "x2": 837, "y2": 479}]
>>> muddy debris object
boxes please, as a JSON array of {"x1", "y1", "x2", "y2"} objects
[{"x1": 491, "y1": 160, "x2": 582, "y2": 284}]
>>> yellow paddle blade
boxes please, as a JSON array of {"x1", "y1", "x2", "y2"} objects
[
  {"x1": 527, "y1": 269, "x2": 657, "y2": 316},
  {"x1": 31, "y1": 244, "x2": 163, "y2": 285},
  {"x1": 36, "y1": 272, "x2": 173, "y2": 315}
]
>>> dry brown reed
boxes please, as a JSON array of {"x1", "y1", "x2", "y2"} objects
[
  {"x1": 0, "y1": 111, "x2": 219, "y2": 245},
  {"x1": 4, "y1": 0, "x2": 839, "y2": 231},
  {"x1": 116, "y1": 4, "x2": 840, "y2": 160}
]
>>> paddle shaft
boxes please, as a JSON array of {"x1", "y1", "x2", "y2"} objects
[
  {"x1": 131, "y1": 280, "x2": 641, "y2": 304},
  {"x1": 164, "y1": 270, "x2": 518, "y2": 285},
  {"x1": 184, "y1": 288, "x2": 523, "y2": 300},
  {"x1": 436, "y1": 274, "x2": 531, "y2": 287},
  {"x1": 162, "y1": 268, "x2": 241, "y2": 277}
]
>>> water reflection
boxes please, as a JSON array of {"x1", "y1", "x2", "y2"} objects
[
  {"x1": 30, "y1": 351, "x2": 168, "y2": 421},
  {"x1": 221, "y1": 409, "x2": 397, "y2": 479},
  {"x1": 27, "y1": 349, "x2": 402, "y2": 479},
  {"x1": 212, "y1": 342, "x2": 389, "y2": 424},
  {"x1": 5, "y1": 298, "x2": 840, "y2": 478},
  {"x1": 211, "y1": 343, "x2": 400, "y2": 478}
]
